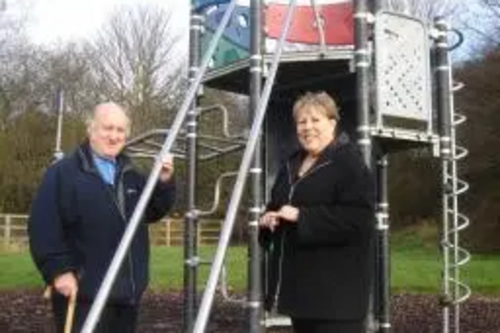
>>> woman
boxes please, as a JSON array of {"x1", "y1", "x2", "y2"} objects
[{"x1": 260, "y1": 92, "x2": 375, "y2": 333}]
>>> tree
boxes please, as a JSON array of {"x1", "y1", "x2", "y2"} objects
[
  {"x1": 0, "y1": 110, "x2": 85, "y2": 212},
  {"x1": 0, "y1": 1, "x2": 96, "y2": 211},
  {"x1": 0, "y1": 0, "x2": 31, "y2": 127},
  {"x1": 87, "y1": 4, "x2": 185, "y2": 134},
  {"x1": 458, "y1": 0, "x2": 500, "y2": 57},
  {"x1": 454, "y1": 49, "x2": 500, "y2": 252}
]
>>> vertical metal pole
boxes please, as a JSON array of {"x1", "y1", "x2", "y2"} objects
[
  {"x1": 370, "y1": 2, "x2": 388, "y2": 332},
  {"x1": 54, "y1": 88, "x2": 64, "y2": 161},
  {"x1": 435, "y1": 18, "x2": 452, "y2": 333},
  {"x1": 354, "y1": 0, "x2": 372, "y2": 166},
  {"x1": 184, "y1": 9, "x2": 203, "y2": 333},
  {"x1": 375, "y1": 154, "x2": 390, "y2": 333},
  {"x1": 354, "y1": 0, "x2": 374, "y2": 332},
  {"x1": 247, "y1": 0, "x2": 263, "y2": 332}
]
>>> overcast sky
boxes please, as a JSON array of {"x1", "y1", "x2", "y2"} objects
[
  {"x1": 8, "y1": 0, "x2": 483, "y2": 62},
  {"x1": 25, "y1": 0, "x2": 189, "y2": 45}
]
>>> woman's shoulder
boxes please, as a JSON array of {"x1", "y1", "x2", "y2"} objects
[{"x1": 326, "y1": 132, "x2": 359, "y2": 157}]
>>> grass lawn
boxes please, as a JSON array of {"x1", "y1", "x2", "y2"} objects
[
  {"x1": 0, "y1": 251, "x2": 44, "y2": 289},
  {"x1": 1, "y1": 227, "x2": 499, "y2": 295}
]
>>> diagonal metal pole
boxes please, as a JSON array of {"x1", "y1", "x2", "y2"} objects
[
  {"x1": 81, "y1": 1, "x2": 239, "y2": 332},
  {"x1": 310, "y1": 0, "x2": 327, "y2": 54},
  {"x1": 192, "y1": 1, "x2": 298, "y2": 332},
  {"x1": 54, "y1": 88, "x2": 65, "y2": 161}
]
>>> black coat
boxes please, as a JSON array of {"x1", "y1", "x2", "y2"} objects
[
  {"x1": 261, "y1": 133, "x2": 375, "y2": 321},
  {"x1": 28, "y1": 143, "x2": 176, "y2": 304}
]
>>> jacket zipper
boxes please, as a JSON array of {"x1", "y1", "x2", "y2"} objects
[
  {"x1": 82, "y1": 149, "x2": 137, "y2": 301},
  {"x1": 116, "y1": 171, "x2": 137, "y2": 302},
  {"x1": 272, "y1": 229, "x2": 286, "y2": 312},
  {"x1": 271, "y1": 160, "x2": 332, "y2": 310},
  {"x1": 98, "y1": 168, "x2": 137, "y2": 302}
]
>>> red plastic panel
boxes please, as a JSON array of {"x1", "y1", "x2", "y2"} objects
[{"x1": 265, "y1": 2, "x2": 354, "y2": 45}]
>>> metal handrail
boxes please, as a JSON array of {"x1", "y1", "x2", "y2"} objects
[
  {"x1": 197, "y1": 171, "x2": 238, "y2": 217},
  {"x1": 197, "y1": 104, "x2": 246, "y2": 139}
]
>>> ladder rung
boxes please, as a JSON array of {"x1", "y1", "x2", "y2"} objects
[{"x1": 263, "y1": 315, "x2": 292, "y2": 327}]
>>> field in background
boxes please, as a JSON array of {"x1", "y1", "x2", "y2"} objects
[{"x1": 1, "y1": 223, "x2": 499, "y2": 295}]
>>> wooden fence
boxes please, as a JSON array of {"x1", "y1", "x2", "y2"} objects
[{"x1": 0, "y1": 214, "x2": 222, "y2": 250}]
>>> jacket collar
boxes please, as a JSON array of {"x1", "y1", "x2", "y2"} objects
[
  {"x1": 287, "y1": 132, "x2": 350, "y2": 181},
  {"x1": 76, "y1": 141, "x2": 133, "y2": 174},
  {"x1": 290, "y1": 131, "x2": 350, "y2": 165}
]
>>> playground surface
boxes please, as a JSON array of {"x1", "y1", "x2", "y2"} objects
[{"x1": 0, "y1": 290, "x2": 499, "y2": 332}]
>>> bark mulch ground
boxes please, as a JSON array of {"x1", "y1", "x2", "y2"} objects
[{"x1": 0, "y1": 290, "x2": 499, "y2": 332}]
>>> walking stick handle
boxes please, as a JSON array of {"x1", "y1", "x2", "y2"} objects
[
  {"x1": 43, "y1": 286, "x2": 52, "y2": 299},
  {"x1": 42, "y1": 284, "x2": 77, "y2": 333}
]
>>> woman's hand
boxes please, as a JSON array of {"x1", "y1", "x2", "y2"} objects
[
  {"x1": 277, "y1": 205, "x2": 299, "y2": 222},
  {"x1": 259, "y1": 211, "x2": 280, "y2": 231},
  {"x1": 259, "y1": 205, "x2": 299, "y2": 231}
]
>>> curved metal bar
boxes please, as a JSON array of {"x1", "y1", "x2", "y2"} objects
[
  {"x1": 197, "y1": 104, "x2": 246, "y2": 139},
  {"x1": 197, "y1": 134, "x2": 246, "y2": 145},
  {"x1": 197, "y1": 171, "x2": 238, "y2": 217},
  {"x1": 219, "y1": 265, "x2": 246, "y2": 304},
  {"x1": 124, "y1": 129, "x2": 170, "y2": 147},
  {"x1": 447, "y1": 28, "x2": 465, "y2": 51},
  {"x1": 198, "y1": 145, "x2": 246, "y2": 161}
]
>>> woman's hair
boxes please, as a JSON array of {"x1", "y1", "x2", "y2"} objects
[{"x1": 292, "y1": 91, "x2": 340, "y2": 121}]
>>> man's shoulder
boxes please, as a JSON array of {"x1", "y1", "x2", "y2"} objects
[
  {"x1": 44, "y1": 151, "x2": 81, "y2": 180},
  {"x1": 53, "y1": 151, "x2": 78, "y2": 168}
]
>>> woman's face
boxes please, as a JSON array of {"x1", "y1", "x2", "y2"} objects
[{"x1": 295, "y1": 106, "x2": 336, "y2": 156}]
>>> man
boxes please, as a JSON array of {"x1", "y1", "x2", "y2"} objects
[{"x1": 28, "y1": 102, "x2": 176, "y2": 332}]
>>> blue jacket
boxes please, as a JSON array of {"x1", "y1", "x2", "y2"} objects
[{"x1": 28, "y1": 142, "x2": 176, "y2": 304}]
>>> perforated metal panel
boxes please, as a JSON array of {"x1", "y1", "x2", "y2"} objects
[{"x1": 374, "y1": 11, "x2": 432, "y2": 122}]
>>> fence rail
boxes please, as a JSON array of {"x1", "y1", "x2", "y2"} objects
[{"x1": 0, "y1": 214, "x2": 222, "y2": 250}]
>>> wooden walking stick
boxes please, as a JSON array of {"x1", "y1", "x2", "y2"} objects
[
  {"x1": 64, "y1": 290, "x2": 77, "y2": 333},
  {"x1": 43, "y1": 285, "x2": 52, "y2": 300},
  {"x1": 43, "y1": 286, "x2": 77, "y2": 333}
]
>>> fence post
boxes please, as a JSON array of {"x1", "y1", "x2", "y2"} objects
[
  {"x1": 166, "y1": 219, "x2": 171, "y2": 247},
  {"x1": 4, "y1": 215, "x2": 11, "y2": 248}
]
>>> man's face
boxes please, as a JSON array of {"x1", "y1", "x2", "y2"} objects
[{"x1": 88, "y1": 105, "x2": 129, "y2": 159}]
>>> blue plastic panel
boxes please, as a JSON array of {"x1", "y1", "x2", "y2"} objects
[
  {"x1": 193, "y1": 0, "x2": 231, "y2": 13},
  {"x1": 201, "y1": 4, "x2": 251, "y2": 69}
]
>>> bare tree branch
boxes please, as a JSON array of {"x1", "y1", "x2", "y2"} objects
[{"x1": 87, "y1": 4, "x2": 184, "y2": 133}]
